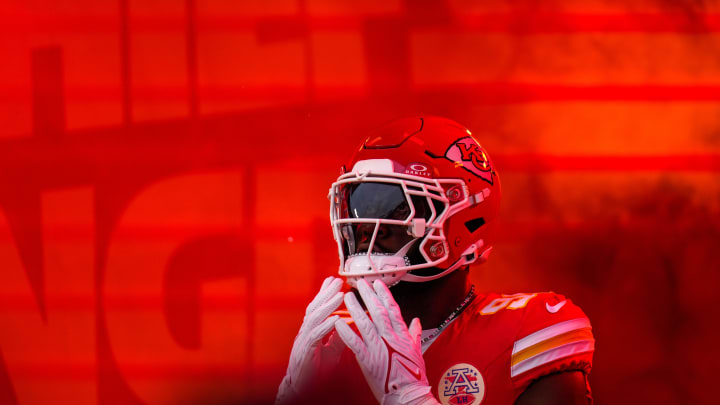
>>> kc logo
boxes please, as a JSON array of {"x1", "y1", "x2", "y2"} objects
[
  {"x1": 444, "y1": 137, "x2": 494, "y2": 185},
  {"x1": 439, "y1": 363, "x2": 485, "y2": 405}
]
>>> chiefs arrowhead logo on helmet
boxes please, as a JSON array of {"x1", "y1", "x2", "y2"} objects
[{"x1": 444, "y1": 137, "x2": 494, "y2": 185}]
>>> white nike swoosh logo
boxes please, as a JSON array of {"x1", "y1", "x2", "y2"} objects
[{"x1": 545, "y1": 300, "x2": 567, "y2": 313}]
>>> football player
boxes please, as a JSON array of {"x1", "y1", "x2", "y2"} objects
[{"x1": 275, "y1": 117, "x2": 594, "y2": 405}]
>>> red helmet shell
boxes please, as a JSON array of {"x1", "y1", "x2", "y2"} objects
[{"x1": 343, "y1": 116, "x2": 501, "y2": 272}]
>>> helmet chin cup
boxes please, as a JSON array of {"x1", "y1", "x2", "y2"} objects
[
  {"x1": 342, "y1": 239, "x2": 416, "y2": 288},
  {"x1": 344, "y1": 254, "x2": 409, "y2": 288}
]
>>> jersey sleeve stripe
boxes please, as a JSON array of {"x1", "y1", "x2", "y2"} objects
[
  {"x1": 511, "y1": 327, "x2": 594, "y2": 365},
  {"x1": 513, "y1": 317, "x2": 592, "y2": 353},
  {"x1": 510, "y1": 339, "x2": 595, "y2": 378}
]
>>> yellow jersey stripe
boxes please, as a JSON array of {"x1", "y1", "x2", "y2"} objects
[
  {"x1": 511, "y1": 339, "x2": 595, "y2": 378},
  {"x1": 511, "y1": 327, "x2": 593, "y2": 366}
]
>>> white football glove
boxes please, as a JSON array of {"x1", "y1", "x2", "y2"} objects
[
  {"x1": 274, "y1": 276, "x2": 344, "y2": 404},
  {"x1": 334, "y1": 279, "x2": 440, "y2": 405}
]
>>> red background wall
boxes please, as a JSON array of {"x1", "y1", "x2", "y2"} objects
[{"x1": 1, "y1": 1, "x2": 719, "y2": 404}]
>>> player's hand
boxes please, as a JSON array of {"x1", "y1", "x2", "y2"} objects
[
  {"x1": 274, "y1": 276, "x2": 344, "y2": 404},
  {"x1": 334, "y1": 279, "x2": 440, "y2": 405}
]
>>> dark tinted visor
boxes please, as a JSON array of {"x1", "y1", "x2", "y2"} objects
[
  {"x1": 346, "y1": 183, "x2": 411, "y2": 220},
  {"x1": 342, "y1": 182, "x2": 445, "y2": 222}
]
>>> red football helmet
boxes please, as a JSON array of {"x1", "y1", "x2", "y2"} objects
[{"x1": 329, "y1": 116, "x2": 501, "y2": 287}]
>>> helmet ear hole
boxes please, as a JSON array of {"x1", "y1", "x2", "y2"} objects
[{"x1": 464, "y1": 217, "x2": 485, "y2": 233}]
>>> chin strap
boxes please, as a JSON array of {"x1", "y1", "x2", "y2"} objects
[
  {"x1": 342, "y1": 239, "x2": 492, "y2": 287},
  {"x1": 400, "y1": 239, "x2": 491, "y2": 283}
]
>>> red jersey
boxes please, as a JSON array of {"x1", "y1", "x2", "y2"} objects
[{"x1": 299, "y1": 291, "x2": 594, "y2": 405}]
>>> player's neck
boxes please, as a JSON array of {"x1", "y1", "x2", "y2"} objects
[{"x1": 389, "y1": 268, "x2": 473, "y2": 330}]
